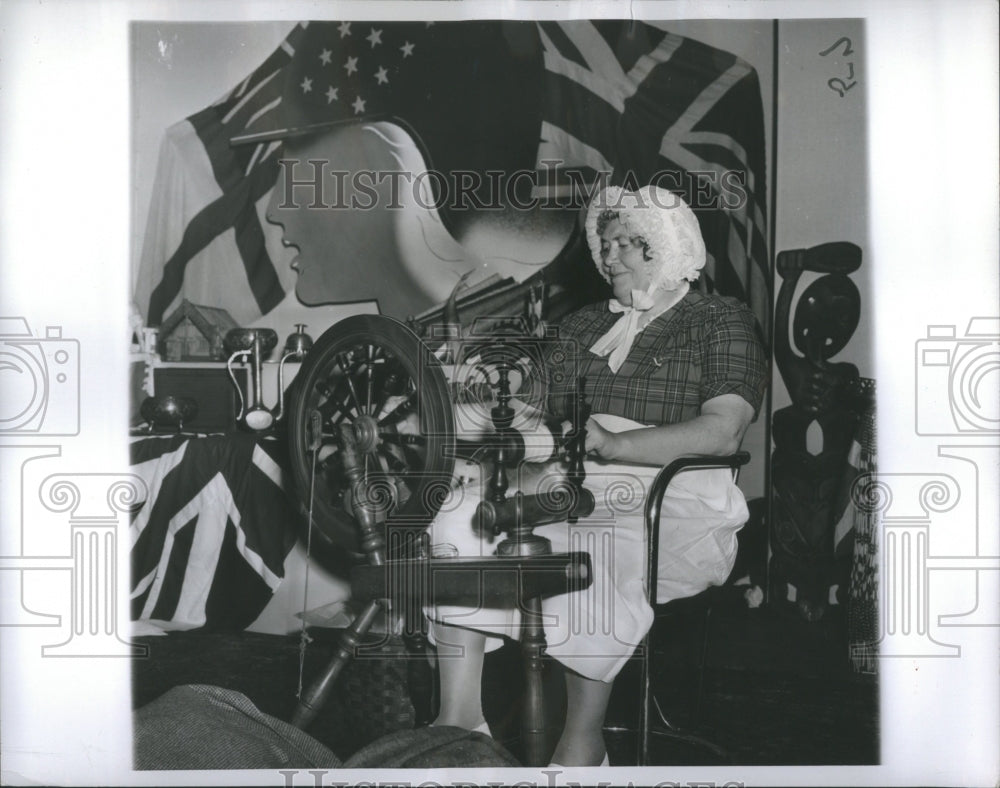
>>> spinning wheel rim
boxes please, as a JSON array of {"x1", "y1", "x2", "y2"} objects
[{"x1": 288, "y1": 314, "x2": 456, "y2": 556}]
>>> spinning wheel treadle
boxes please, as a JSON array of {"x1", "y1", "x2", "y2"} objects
[{"x1": 288, "y1": 314, "x2": 455, "y2": 555}]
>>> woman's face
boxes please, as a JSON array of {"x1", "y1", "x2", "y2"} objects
[
  {"x1": 265, "y1": 126, "x2": 404, "y2": 309},
  {"x1": 264, "y1": 122, "x2": 476, "y2": 320},
  {"x1": 599, "y1": 217, "x2": 652, "y2": 306}
]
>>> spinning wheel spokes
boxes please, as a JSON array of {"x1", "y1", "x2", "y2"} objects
[{"x1": 289, "y1": 315, "x2": 455, "y2": 555}]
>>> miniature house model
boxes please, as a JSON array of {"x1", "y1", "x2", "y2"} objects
[{"x1": 157, "y1": 300, "x2": 240, "y2": 362}]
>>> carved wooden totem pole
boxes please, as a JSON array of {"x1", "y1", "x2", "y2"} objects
[{"x1": 770, "y1": 242, "x2": 867, "y2": 621}]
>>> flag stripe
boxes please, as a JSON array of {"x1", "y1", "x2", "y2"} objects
[
  {"x1": 537, "y1": 121, "x2": 614, "y2": 177},
  {"x1": 131, "y1": 567, "x2": 156, "y2": 602},
  {"x1": 673, "y1": 143, "x2": 770, "y2": 294},
  {"x1": 232, "y1": 73, "x2": 253, "y2": 100},
  {"x1": 536, "y1": 21, "x2": 590, "y2": 69},
  {"x1": 591, "y1": 20, "x2": 669, "y2": 71},
  {"x1": 147, "y1": 516, "x2": 197, "y2": 622},
  {"x1": 222, "y1": 77, "x2": 286, "y2": 141},
  {"x1": 614, "y1": 40, "x2": 738, "y2": 183},
  {"x1": 655, "y1": 128, "x2": 765, "y2": 334},
  {"x1": 671, "y1": 141, "x2": 767, "y2": 242},
  {"x1": 625, "y1": 32, "x2": 685, "y2": 86},
  {"x1": 147, "y1": 159, "x2": 281, "y2": 325},
  {"x1": 245, "y1": 97, "x2": 283, "y2": 132},
  {"x1": 130, "y1": 439, "x2": 190, "y2": 545},
  {"x1": 231, "y1": 518, "x2": 283, "y2": 590},
  {"x1": 552, "y1": 21, "x2": 634, "y2": 103},
  {"x1": 541, "y1": 71, "x2": 622, "y2": 161},
  {"x1": 637, "y1": 34, "x2": 738, "y2": 120},
  {"x1": 188, "y1": 104, "x2": 256, "y2": 194},
  {"x1": 222, "y1": 69, "x2": 283, "y2": 125},
  {"x1": 232, "y1": 164, "x2": 286, "y2": 316}
]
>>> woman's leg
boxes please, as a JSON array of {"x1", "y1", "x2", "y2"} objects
[
  {"x1": 549, "y1": 668, "x2": 613, "y2": 766},
  {"x1": 431, "y1": 622, "x2": 489, "y2": 730}
]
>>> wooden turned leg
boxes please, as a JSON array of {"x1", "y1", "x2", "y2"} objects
[
  {"x1": 292, "y1": 599, "x2": 383, "y2": 729},
  {"x1": 403, "y1": 628, "x2": 437, "y2": 727},
  {"x1": 520, "y1": 595, "x2": 548, "y2": 766}
]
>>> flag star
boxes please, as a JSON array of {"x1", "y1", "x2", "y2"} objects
[
  {"x1": 344, "y1": 56, "x2": 358, "y2": 75},
  {"x1": 338, "y1": 21, "x2": 351, "y2": 37},
  {"x1": 374, "y1": 66, "x2": 389, "y2": 85},
  {"x1": 352, "y1": 95, "x2": 366, "y2": 114},
  {"x1": 366, "y1": 28, "x2": 382, "y2": 48},
  {"x1": 326, "y1": 86, "x2": 339, "y2": 103},
  {"x1": 400, "y1": 41, "x2": 415, "y2": 57},
  {"x1": 300, "y1": 76, "x2": 313, "y2": 93},
  {"x1": 319, "y1": 48, "x2": 332, "y2": 65}
]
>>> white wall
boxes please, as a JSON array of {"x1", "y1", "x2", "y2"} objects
[{"x1": 774, "y1": 18, "x2": 872, "y2": 405}]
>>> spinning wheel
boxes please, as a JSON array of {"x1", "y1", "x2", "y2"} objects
[
  {"x1": 287, "y1": 315, "x2": 593, "y2": 765},
  {"x1": 288, "y1": 314, "x2": 456, "y2": 555}
]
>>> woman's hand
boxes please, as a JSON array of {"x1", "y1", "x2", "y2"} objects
[{"x1": 584, "y1": 416, "x2": 619, "y2": 460}]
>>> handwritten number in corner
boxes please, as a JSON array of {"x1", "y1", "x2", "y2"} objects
[
  {"x1": 828, "y1": 78, "x2": 857, "y2": 98},
  {"x1": 819, "y1": 37, "x2": 854, "y2": 58},
  {"x1": 820, "y1": 36, "x2": 859, "y2": 97}
]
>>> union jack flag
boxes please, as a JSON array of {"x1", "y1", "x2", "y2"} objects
[
  {"x1": 533, "y1": 20, "x2": 770, "y2": 341},
  {"x1": 134, "y1": 25, "x2": 308, "y2": 328},
  {"x1": 129, "y1": 434, "x2": 298, "y2": 631}
]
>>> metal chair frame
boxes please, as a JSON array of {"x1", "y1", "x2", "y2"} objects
[{"x1": 637, "y1": 451, "x2": 751, "y2": 766}]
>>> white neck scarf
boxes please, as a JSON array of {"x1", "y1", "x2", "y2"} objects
[{"x1": 589, "y1": 281, "x2": 689, "y2": 373}]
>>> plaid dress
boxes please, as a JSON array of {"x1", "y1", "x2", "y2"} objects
[{"x1": 546, "y1": 290, "x2": 767, "y2": 425}]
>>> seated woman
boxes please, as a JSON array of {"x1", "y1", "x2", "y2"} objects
[{"x1": 424, "y1": 186, "x2": 768, "y2": 767}]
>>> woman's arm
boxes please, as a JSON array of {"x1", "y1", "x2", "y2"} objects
[{"x1": 584, "y1": 393, "x2": 755, "y2": 466}]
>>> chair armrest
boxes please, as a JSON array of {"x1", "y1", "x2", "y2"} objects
[
  {"x1": 644, "y1": 452, "x2": 751, "y2": 528},
  {"x1": 643, "y1": 451, "x2": 751, "y2": 604}
]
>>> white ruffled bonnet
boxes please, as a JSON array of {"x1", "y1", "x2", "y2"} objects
[{"x1": 584, "y1": 185, "x2": 706, "y2": 293}]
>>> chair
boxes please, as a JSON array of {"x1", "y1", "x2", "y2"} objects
[{"x1": 636, "y1": 451, "x2": 751, "y2": 766}]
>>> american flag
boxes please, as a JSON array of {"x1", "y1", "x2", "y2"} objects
[{"x1": 135, "y1": 20, "x2": 770, "y2": 339}]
